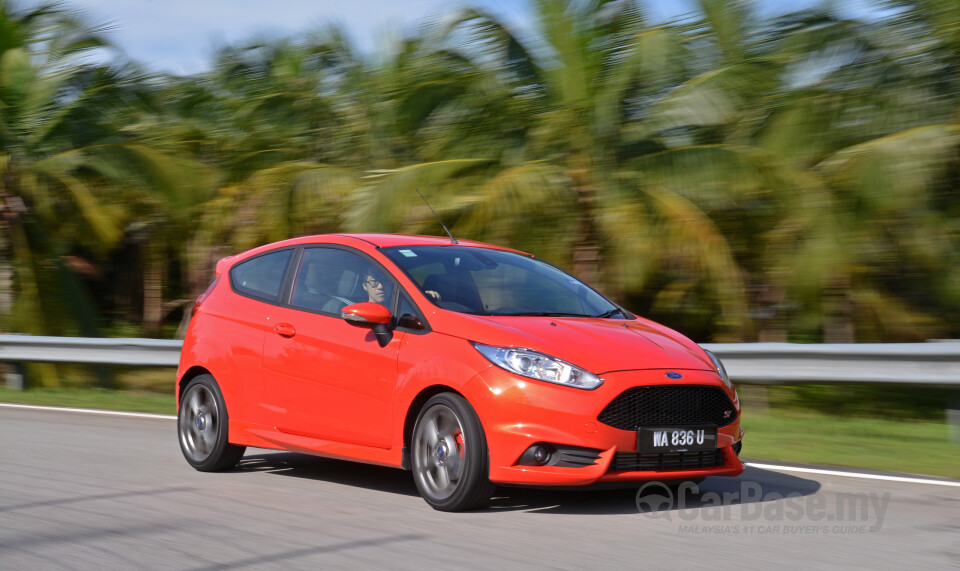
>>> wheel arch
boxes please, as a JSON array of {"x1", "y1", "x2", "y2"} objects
[
  {"x1": 401, "y1": 384, "x2": 466, "y2": 470},
  {"x1": 177, "y1": 366, "x2": 213, "y2": 408}
]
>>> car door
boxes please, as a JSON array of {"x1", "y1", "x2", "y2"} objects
[
  {"x1": 218, "y1": 247, "x2": 296, "y2": 423},
  {"x1": 261, "y1": 246, "x2": 402, "y2": 449}
]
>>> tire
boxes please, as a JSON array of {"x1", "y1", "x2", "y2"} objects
[
  {"x1": 178, "y1": 374, "x2": 245, "y2": 472},
  {"x1": 411, "y1": 393, "x2": 495, "y2": 511}
]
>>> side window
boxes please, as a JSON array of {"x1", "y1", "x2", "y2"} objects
[
  {"x1": 395, "y1": 291, "x2": 429, "y2": 333},
  {"x1": 290, "y1": 247, "x2": 394, "y2": 314},
  {"x1": 398, "y1": 294, "x2": 418, "y2": 319},
  {"x1": 230, "y1": 249, "x2": 293, "y2": 303}
]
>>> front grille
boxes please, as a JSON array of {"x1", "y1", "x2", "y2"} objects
[
  {"x1": 597, "y1": 385, "x2": 736, "y2": 430},
  {"x1": 611, "y1": 450, "x2": 725, "y2": 472}
]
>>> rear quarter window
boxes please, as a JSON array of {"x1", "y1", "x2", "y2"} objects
[{"x1": 229, "y1": 249, "x2": 294, "y2": 303}]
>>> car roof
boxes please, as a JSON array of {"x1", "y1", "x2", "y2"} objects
[
  {"x1": 217, "y1": 233, "x2": 532, "y2": 276},
  {"x1": 335, "y1": 233, "x2": 528, "y2": 253}
]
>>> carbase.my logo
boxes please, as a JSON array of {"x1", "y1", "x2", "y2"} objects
[
  {"x1": 635, "y1": 480, "x2": 890, "y2": 533},
  {"x1": 635, "y1": 482, "x2": 675, "y2": 515}
]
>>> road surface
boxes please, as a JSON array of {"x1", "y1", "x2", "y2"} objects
[{"x1": 2, "y1": 405, "x2": 958, "y2": 569}]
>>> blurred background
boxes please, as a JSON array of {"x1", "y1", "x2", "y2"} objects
[
  {"x1": 0, "y1": 0, "x2": 957, "y2": 475},
  {"x1": 2, "y1": 0, "x2": 959, "y2": 342}
]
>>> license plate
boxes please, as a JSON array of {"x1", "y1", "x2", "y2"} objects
[{"x1": 637, "y1": 426, "x2": 717, "y2": 453}]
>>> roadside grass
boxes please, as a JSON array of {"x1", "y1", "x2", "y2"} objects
[
  {"x1": 0, "y1": 387, "x2": 175, "y2": 415},
  {"x1": 1, "y1": 384, "x2": 957, "y2": 479},
  {"x1": 740, "y1": 411, "x2": 959, "y2": 479}
]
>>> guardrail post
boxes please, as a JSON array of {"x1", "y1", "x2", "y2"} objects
[
  {"x1": 3, "y1": 362, "x2": 24, "y2": 390},
  {"x1": 94, "y1": 364, "x2": 114, "y2": 390},
  {"x1": 949, "y1": 391, "x2": 960, "y2": 443}
]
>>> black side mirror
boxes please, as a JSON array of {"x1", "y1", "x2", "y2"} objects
[
  {"x1": 397, "y1": 313, "x2": 424, "y2": 331},
  {"x1": 372, "y1": 323, "x2": 393, "y2": 348}
]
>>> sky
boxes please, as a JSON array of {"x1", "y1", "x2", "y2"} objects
[{"x1": 21, "y1": 0, "x2": 867, "y2": 76}]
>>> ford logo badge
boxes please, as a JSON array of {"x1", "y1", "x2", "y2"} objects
[{"x1": 666, "y1": 372, "x2": 683, "y2": 379}]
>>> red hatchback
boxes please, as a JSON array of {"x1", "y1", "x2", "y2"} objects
[{"x1": 176, "y1": 234, "x2": 744, "y2": 510}]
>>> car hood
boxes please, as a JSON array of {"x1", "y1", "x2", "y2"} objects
[{"x1": 434, "y1": 313, "x2": 714, "y2": 375}]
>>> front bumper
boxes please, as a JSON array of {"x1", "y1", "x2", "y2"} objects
[{"x1": 463, "y1": 367, "x2": 745, "y2": 486}]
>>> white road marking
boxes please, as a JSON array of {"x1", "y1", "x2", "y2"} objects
[
  {"x1": 744, "y1": 462, "x2": 960, "y2": 488},
  {"x1": 3, "y1": 402, "x2": 958, "y2": 488},
  {"x1": 0, "y1": 402, "x2": 175, "y2": 420}
]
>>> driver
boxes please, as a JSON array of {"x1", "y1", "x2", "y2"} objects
[
  {"x1": 362, "y1": 271, "x2": 388, "y2": 305},
  {"x1": 363, "y1": 269, "x2": 439, "y2": 306}
]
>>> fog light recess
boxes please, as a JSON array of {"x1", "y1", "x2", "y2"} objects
[
  {"x1": 519, "y1": 444, "x2": 555, "y2": 466},
  {"x1": 517, "y1": 443, "x2": 602, "y2": 468}
]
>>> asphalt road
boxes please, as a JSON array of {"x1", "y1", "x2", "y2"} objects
[{"x1": 2, "y1": 406, "x2": 958, "y2": 569}]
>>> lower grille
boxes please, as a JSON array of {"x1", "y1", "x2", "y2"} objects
[
  {"x1": 556, "y1": 447, "x2": 602, "y2": 467},
  {"x1": 598, "y1": 385, "x2": 737, "y2": 430},
  {"x1": 610, "y1": 449, "x2": 724, "y2": 472}
]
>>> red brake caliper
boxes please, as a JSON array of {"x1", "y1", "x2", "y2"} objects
[{"x1": 453, "y1": 430, "x2": 464, "y2": 456}]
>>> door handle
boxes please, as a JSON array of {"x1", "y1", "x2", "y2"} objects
[{"x1": 273, "y1": 323, "x2": 296, "y2": 338}]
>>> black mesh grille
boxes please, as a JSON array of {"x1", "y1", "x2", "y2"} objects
[
  {"x1": 611, "y1": 450, "x2": 725, "y2": 472},
  {"x1": 597, "y1": 385, "x2": 736, "y2": 430}
]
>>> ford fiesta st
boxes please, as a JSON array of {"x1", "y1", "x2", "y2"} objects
[{"x1": 176, "y1": 234, "x2": 744, "y2": 511}]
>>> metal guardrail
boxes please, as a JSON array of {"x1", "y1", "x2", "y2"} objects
[
  {"x1": 0, "y1": 334, "x2": 958, "y2": 386},
  {"x1": 0, "y1": 335, "x2": 182, "y2": 368},
  {"x1": 701, "y1": 342, "x2": 960, "y2": 386}
]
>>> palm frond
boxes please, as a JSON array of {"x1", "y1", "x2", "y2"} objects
[
  {"x1": 648, "y1": 60, "x2": 780, "y2": 135},
  {"x1": 816, "y1": 123, "x2": 960, "y2": 211},
  {"x1": 43, "y1": 170, "x2": 123, "y2": 248},
  {"x1": 344, "y1": 158, "x2": 494, "y2": 233}
]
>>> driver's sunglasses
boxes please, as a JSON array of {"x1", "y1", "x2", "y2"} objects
[{"x1": 365, "y1": 278, "x2": 382, "y2": 288}]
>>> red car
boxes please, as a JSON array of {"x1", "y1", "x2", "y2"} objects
[{"x1": 176, "y1": 234, "x2": 744, "y2": 511}]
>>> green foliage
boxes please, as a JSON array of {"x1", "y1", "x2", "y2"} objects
[
  {"x1": 1, "y1": 0, "x2": 959, "y2": 343},
  {"x1": 759, "y1": 383, "x2": 957, "y2": 421}
]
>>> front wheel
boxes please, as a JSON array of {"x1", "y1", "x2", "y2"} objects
[
  {"x1": 178, "y1": 374, "x2": 245, "y2": 472},
  {"x1": 411, "y1": 393, "x2": 495, "y2": 511}
]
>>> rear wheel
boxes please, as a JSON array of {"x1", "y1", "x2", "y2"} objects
[
  {"x1": 178, "y1": 374, "x2": 245, "y2": 471},
  {"x1": 411, "y1": 393, "x2": 495, "y2": 511}
]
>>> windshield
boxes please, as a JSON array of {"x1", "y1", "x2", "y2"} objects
[{"x1": 381, "y1": 246, "x2": 629, "y2": 318}]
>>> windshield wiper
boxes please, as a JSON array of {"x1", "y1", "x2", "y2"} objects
[
  {"x1": 490, "y1": 311, "x2": 593, "y2": 317},
  {"x1": 594, "y1": 308, "x2": 625, "y2": 319}
]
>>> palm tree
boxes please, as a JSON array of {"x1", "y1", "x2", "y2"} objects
[
  {"x1": 638, "y1": 2, "x2": 960, "y2": 341},
  {"x1": 0, "y1": 2, "x2": 209, "y2": 353},
  {"x1": 746, "y1": 5, "x2": 960, "y2": 342},
  {"x1": 184, "y1": 33, "x2": 366, "y2": 246},
  {"x1": 341, "y1": 1, "x2": 754, "y2": 339},
  {"x1": 0, "y1": 3, "x2": 124, "y2": 339},
  {"x1": 8, "y1": 0, "x2": 944, "y2": 347}
]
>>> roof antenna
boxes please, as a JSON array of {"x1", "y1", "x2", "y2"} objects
[{"x1": 416, "y1": 188, "x2": 458, "y2": 244}]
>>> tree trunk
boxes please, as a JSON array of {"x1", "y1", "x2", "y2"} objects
[
  {"x1": 143, "y1": 241, "x2": 165, "y2": 332},
  {"x1": 175, "y1": 238, "x2": 224, "y2": 339},
  {"x1": 754, "y1": 280, "x2": 788, "y2": 342},
  {"x1": 568, "y1": 164, "x2": 602, "y2": 286},
  {"x1": 823, "y1": 273, "x2": 855, "y2": 343}
]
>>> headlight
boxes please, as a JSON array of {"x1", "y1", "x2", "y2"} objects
[
  {"x1": 472, "y1": 342, "x2": 603, "y2": 390},
  {"x1": 703, "y1": 348, "x2": 733, "y2": 390}
]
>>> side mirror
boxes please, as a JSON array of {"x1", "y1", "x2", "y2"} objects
[
  {"x1": 341, "y1": 302, "x2": 393, "y2": 347},
  {"x1": 397, "y1": 313, "x2": 424, "y2": 331},
  {"x1": 341, "y1": 302, "x2": 392, "y2": 325}
]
